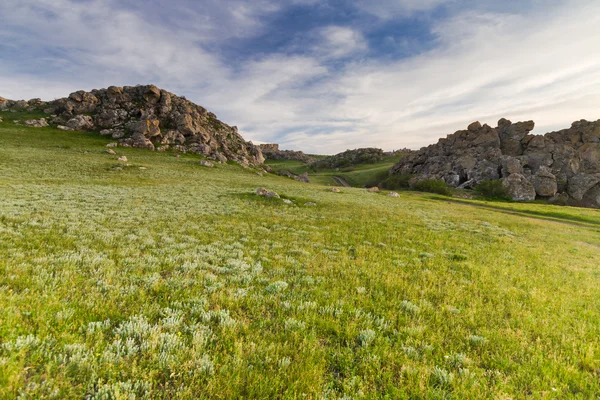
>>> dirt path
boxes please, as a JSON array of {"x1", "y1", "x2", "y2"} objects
[{"x1": 332, "y1": 176, "x2": 351, "y2": 187}]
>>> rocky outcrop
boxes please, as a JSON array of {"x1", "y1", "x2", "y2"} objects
[
  {"x1": 1, "y1": 85, "x2": 264, "y2": 166},
  {"x1": 259, "y1": 143, "x2": 314, "y2": 163},
  {"x1": 391, "y1": 118, "x2": 600, "y2": 208},
  {"x1": 312, "y1": 148, "x2": 385, "y2": 169}
]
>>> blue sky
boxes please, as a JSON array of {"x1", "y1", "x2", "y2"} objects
[{"x1": 1, "y1": 0, "x2": 600, "y2": 153}]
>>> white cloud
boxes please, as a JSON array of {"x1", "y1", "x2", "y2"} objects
[
  {"x1": 353, "y1": 0, "x2": 446, "y2": 19},
  {"x1": 1, "y1": 0, "x2": 600, "y2": 155},
  {"x1": 313, "y1": 26, "x2": 367, "y2": 59}
]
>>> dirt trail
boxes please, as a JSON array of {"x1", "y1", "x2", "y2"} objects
[{"x1": 332, "y1": 176, "x2": 351, "y2": 187}]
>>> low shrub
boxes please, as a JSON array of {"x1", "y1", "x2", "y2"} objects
[
  {"x1": 412, "y1": 179, "x2": 451, "y2": 196},
  {"x1": 475, "y1": 180, "x2": 508, "y2": 200},
  {"x1": 379, "y1": 173, "x2": 413, "y2": 190}
]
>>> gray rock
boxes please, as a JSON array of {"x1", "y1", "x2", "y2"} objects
[
  {"x1": 66, "y1": 115, "x2": 94, "y2": 131},
  {"x1": 388, "y1": 192, "x2": 400, "y2": 197},
  {"x1": 118, "y1": 156, "x2": 128, "y2": 162},
  {"x1": 200, "y1": 160, "x2": 214, "y2": 168},
  {"x1": 502, "y1": 173, "x2": 536, "y2": 201},
  {"x1": 106, "y1": 143, "x2": 118, "y2": 148},
  {"x1": 57, "y1": 125, "x2": 74, "y2": 131},
  {"x1": 304, "y1": 202, "x2": 317, "y2": 206},
  {"x1": 24, "y1": 118, "x2": 49, "y2": 127},
  {"x1": 106, "y1": 149, "x2": 116, "y2": 155},
  {"x1": 531, "y1": 167, "x2": 557, "y2": 197},
  {"x1": 330, "y1": 187, "x2": 341, "y2": 193},
  {"x1": 294, "y1": 172, "x2": 310, "y2": 183}
]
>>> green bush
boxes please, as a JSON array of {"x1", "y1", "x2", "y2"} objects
[
  {"x1": 475, "y1": 180, "x2": 508, "y2": 200},
  {"x1": 412, "y1": 179, "x2": 451, "y2": 196},
  {"x1": 379, "y1": 173, "x2": 413, "y2": 190}
]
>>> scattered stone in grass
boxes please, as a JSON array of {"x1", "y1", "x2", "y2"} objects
[
  {"x1": 282, "y1": 199, "x2": 293, "y2": 205},
  {"x1": 118, "y1": 156, "x2": 128, "y2": 162},
  {"x1": 139, "y1": 167, "x2": 147, "y2": 170},
  {"x1": 113, "y1": 166, "x2": 122, "y2": 171},
  {"x1": 57, "y1": 125, "x2": 74, "y2": 131},
  {"x1": 446, "y1": 305, "x2": 460, "y2": 314},
  {"x1": 356, "y1": 286, "x2": 366, "y2": 294},
  {"x1": 388, "y1": 192, "x2": 400, "y2": 197},
  {"x1": 304, "y1": 202, "x2": 317, "y2": 207},
  {"x1": 367, "y1": 187, "x2": 380, "y2": 192},
  {"x1": 256, "y1": 172, "x2": 263, "y2": 176},
  {"x1": 330, "y1": 187, "x2": 341, "y2": 193},
  {"x1": 24, "y1": 118, "x2": 49, "y2": 127},
  {"x1": 106, "y1": 149, "x2": 116, "y2": 155},
  {"x1": 174, "y1": 154, "x2": 181, "y2": 158},
  {"x1": 256, "y1": 187, "x2": 280, "y2": 198},
  {"x1": 200, "y1": 160, "x2": 214, "y2": 168},
  {"x1": 106, "y1": 143, "x2": 118, "y2": 148}
]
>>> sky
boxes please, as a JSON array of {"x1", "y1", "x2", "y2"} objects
[{"x1": 1, "y1": 0, "x2": 600, "y2": 154}]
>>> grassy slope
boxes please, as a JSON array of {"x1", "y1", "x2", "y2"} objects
[
  {"x1": 1, "y1": 112, "x2": 600, "y2": 399},
  {"x1": 265, "y1": 156, "x2": 401, "y2": 187}
]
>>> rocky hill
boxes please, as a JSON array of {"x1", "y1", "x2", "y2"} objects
[
  {"x1": 259, "y1": 143, "x2": 314, "y2": 163},
  {"x1": 391, "y1": 119, "x2": 600, "y2": 207},
  {"x1": 311, "y1": 148, "x2": 386, "y2": 169},
  {"x1": 0, "y1": 85, "x2": 264, "y2": 166}
]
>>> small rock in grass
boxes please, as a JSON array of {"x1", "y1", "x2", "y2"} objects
[
  {"x1": 256, "y1": 187, "x2": 280, "y2": 198},
  {"x1": 106, "y1": 149, "x2": 116, "y2": 155},
  {"x1": 388, "y1": 192, "x2": 400, "y2": 198},
  {"x1": 0, "y1": 117, "x2": 3, "y2": 122},
  {"x1": 113, "y1": 166, "x2": 122, "y2": 171},
  {"x1": 139, "y1": 167, "x2": 147, "y2": 170},
  {"x1": 283, "y1": 199, "x2": 293, "y2": 205},
  {"x1": 57, "y1": 125, "x2": 74, "y2": 131},
  {"x1": 305, "y1": 202, "x2": 317, "y2": 207},
  {"x1": 200, "y1": 160, "x2": 214, "y2": 168},
  {"x1": 174, "y1": 154, "x2": 181, "y2": 158},
  {"x1": 118, "y1": 156, "x2": 128, "y2": 162},
  {"x1": 24, "y1": 118, "x2": 49, "y2": 128},
  {"x1": 106, "y1": 143, "x2": 118, "y2": 148},
  {"x1": 367, "y1": 187, "x2": 380, "y2": 193},
  {"x1": 330, "y1": 187, "x2": 341, "y2": 193}
]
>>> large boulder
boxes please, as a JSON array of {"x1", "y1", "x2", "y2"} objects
[
  {"x1": 567, "y1": 173, "x2": 600, "y2": 201},
  {"x1": 66, "y1": 115, "x2": 95, "y2": 131},
  {"x1": 502, "y1": 173, "x2": 536, "y2": 201},
  {"x1": 531, "y1": 167, "x2": 557, "y2": 197}
]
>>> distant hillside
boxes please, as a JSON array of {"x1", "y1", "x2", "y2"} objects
[{"x1": 0, "y1": 85, "x2": 264, "y2": 166}]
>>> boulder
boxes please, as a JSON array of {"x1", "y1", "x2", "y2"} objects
[
  {"x1": 106, "y1": 149, "x2": 116, "y2": 155},
  {"x1": 502, "y1": 173, "x2": 536, "y2": 201},
  {"x1": 388, "y1": 192, "x2": 400, "y2": 198},
  {"x1": 118, "y1": 156, "x2": 128, "y2": 162},
  {"x1": 567, "y1": 173, "x2": 600, "y2": 201},
  {"x1": 256, "y1": 187, "x2": 279, "y2": 198},
  {"x1": 24, "y1": 118, "x2": 49, "y2": 127},
  {"x1": 531, "y1": 167, "x2": 557, "y2": 197},
  {"x1": 294, "y1": 172, "x2": 310, "y2": 183},
  {"x1": 66, "y1": 115, "x2": 94, "y2": 130},
  {"x1": 330, "y1": 187, "x2": 341, "y2": 193}
]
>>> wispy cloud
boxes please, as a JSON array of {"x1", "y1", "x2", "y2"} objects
[{"x1": 1, "y1": 0, "x2": 599, "y2": 154}]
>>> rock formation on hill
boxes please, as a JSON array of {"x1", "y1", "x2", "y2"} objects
[
  {"x1": 391, "y1": 119, "x2": 600, "y2": 207},
  {"x1": 259, "y1": 144, "x2": 314, "y2": 163},
  {"x1": 1, "y1": 85, "x2": 264, "y2": 166},
  {"x1": 312, "y1": 148, "x2": 386, "y2": 169}
]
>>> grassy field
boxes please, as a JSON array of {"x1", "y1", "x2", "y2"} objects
[
  {"x1": 265, "y1": 157, "x2": 401, "y2": 187},
  {"x1": 1, "y1": 111, "x2": 600, "y2": 399}
]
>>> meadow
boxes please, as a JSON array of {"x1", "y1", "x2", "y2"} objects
[{"x1": 1, "y1": 111, "x2": 600, "y2": 399}]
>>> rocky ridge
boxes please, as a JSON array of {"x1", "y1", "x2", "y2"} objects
[
  {"x1": 259, "y1": 144, "x2": 314, "y2": 163},
  {"x1": 391, "y1": 119, "x2": 600, "y2": 207},
  {"x1": 1, "y1": 85, "x2": 264, "y2": 166}
]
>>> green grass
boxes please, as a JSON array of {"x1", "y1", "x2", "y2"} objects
[
  {"x1": 1, "y1": 112, "x2": 600, "y2": 398},
  {"x1": 265, "y1": 156, "x2": 400, "y2": 187}
]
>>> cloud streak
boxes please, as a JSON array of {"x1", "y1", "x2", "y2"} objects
[{"x1": 1, "y1": 0, "x2": 600, "y2": 154}]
